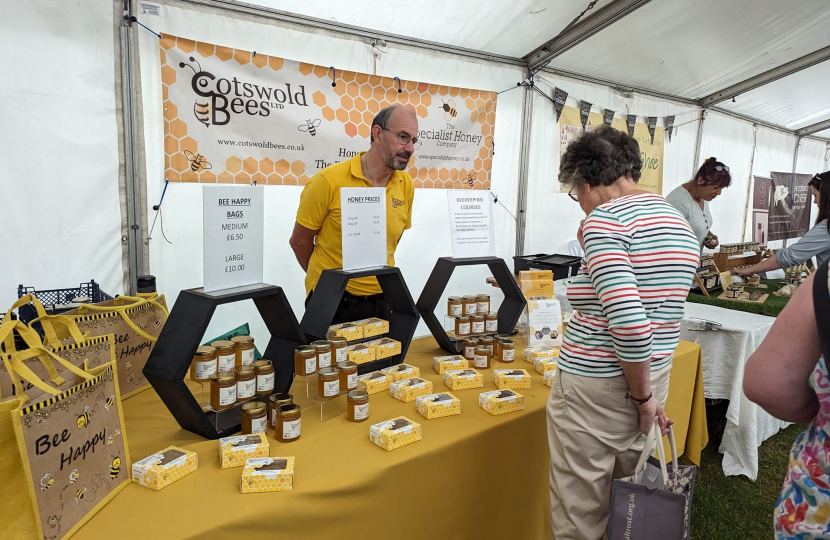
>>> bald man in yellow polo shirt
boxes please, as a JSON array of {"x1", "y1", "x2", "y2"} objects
[{"x1": 289, "y1": 105, "x2": 417, "y2": 323}]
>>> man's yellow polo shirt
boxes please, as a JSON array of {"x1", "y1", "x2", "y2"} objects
[{"x1": 296, "y1": 152, "x2": 414, "y2": 296}]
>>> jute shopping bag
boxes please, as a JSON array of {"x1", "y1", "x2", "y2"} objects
[
  {"x1": 50, "y1": 295, "x2": 168, "y2": 398},
  {"x1": 607, "y1": 422, "x2": 697, "y2": 539},
  {"x1": 1, "y1": 343, "x2": 130, "y2": 540}
]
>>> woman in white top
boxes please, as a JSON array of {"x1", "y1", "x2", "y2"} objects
[{"x1": 666, "y1": 157, "x2": 733, "y2": 250}]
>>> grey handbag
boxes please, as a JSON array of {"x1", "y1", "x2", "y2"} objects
[{"x1": 607, "y1": 421, "x2": 697, "y2": 539}]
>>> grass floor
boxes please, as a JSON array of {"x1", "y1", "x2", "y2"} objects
[
  {"x1": 690, "y1": 423, "x2": 805, "y2": 539},
  {"x1": 687, "y1": 278, "x2": 791, "y2": 317}
]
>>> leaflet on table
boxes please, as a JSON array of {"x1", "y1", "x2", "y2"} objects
[
  {"x1": 341, "y1": 187, "x2": 387, "y2": 271},
  {"x1": 526, "y1": 299, "x2": 563, "y2": 347},
  {"x1": 447, "y1": 190, "x2": 495, "y2": 258}
]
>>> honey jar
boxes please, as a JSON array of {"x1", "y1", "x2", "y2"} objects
[
  {"x1": 235, "y1": 366, "x2": 256, "y2": 402},
  {"x1": 254, "y1": 359, "x2": 275, "y2": 395},
  {"x1": 211, "y1": 340, "x2": 236, "y2": 374},
  {"x1": 499, "y1": 339, "x2": 515, "y2": 363},
  {"x1": 474, "y1": 345, "x2": 491, "y2": 370},
  {"x1": 455, "y1": 316, "x2": 471, "y2": 337},
  {"x1": 231, "y1": 335, "x2": 255, "y2": 368},
  {"x1": 294, "y1": 345, "x2": 316, "y2": 377},
  {"x1": 190, "y1": 345, "x2": 217, "y2": 383},
  {"x1": 480, "y1": 336, "x2": 495, "y2": 356},
  {"x1": 268, "y1": 393, "x2": 293, "y2": 429},
  {"x1": 347, "y1": 389, "x2": 369, "y2": 422},
  {"x1": 463, "y1": 337, "x2": 479, "y2": 360},
  {"x1": 241, "y1": 401, "x2": 267, "y2": 434},
  {"x1": 337, "y1": 361, "x2": 359, "y2": 392},
  {"x1": 276, "y1": 404, "x2": 301, "y2": 443},
  {"x1": 476, "y1": 294, "x2": 491, "y2": 315},
  {"x1": 463, "y1": 295, "x2": 478, "y2": 316},
  {"x1": 329, "y1": 336, "x2": 348, "y2": 364},
  {"x1": 447, "y1": 296, "x2": 463, "y2": 317},
  {"x1": 312, "y1": 340, "x2": 332, "y2": 369},
  {"x1": 485, "y1": 312, "x2": 499, "y2": 333},
  {"x1": 210, "y1": 371, "x2": 236, "y2": 411},
  {"x1": 317, "y1": 366, "x2": 340, "y2": 399},
  {"x1": 471, "y1": 314, "x2": 485, "y2": 335}
]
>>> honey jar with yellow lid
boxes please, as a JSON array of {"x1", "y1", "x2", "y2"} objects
[
  {"x1": 190, "y1": 345, "x2": 217, "y2": 383},
  {"x1": 269, "y1": 393, "x2": 293, "y2": 429},
  {"x1": 485, "y1": 312, "x2": 499, "y2": 333},
  {"x1": 276, "y1": 404, "x2": 301, "y2": 443},
  {"x1": 347, "y1": 389, "x2": 369, "y2": 422},
  {"x1": 447, "y1": 296, "x2": 463, "y2": 317},
  {"x1": 294, "y1": 345, "x2": 316, "y2": 377},
  {"x1": 210, "y1": 371, "x2": 236, "y2": 411},
  {"x1": 474, "y1": 345, "x2": 492, "y2": 370},
  {"x1": 471, "y1": 314, "x2": 485, "y2": 335},
  {"x1": 231, "y1": 335, "x2": 255, "y2": 368},
  {"x1": 462, "y1": 295, "x2": 478, "y2": 316},
  {"x1": 211, "y1": 340, "x2": 236, "y2": 374},
  {"x1": 235, "y1": 366, "x2": 256, "y2": 403},
  {"x1": 241, "y1": 401, "x2": 267, "y2": 434},
  {"x1": 317, "y1": 366, "x2": 340, "y2": 399},
  {"x1": 329, "y1": 336, "x2": 348, "y2": 364},
  {"x1": 254, "y1": 360, "x2": 275, "y2": 395},
  {"x1": 455, "y1": 316, "x2": 471, "y2": 337},
  {"x1": 476, "y1": 294, "x2": 491, "y2": 315},
  {"x1": 312, "y1": 340, "x2": 332, "y2": 369}
]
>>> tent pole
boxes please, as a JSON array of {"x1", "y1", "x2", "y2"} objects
[
  {"x1": 691, "y1": 109, "x2": 706, "y2": 178},
  {"x1": 515, "y1": 74, "x2": 534, "y2": 258},
  {"x1": 740, "y1": 124, "x2": 758, "y2": 242},
  {"x1": 783, "y1": 137, "x2": 803, "y2": 248}
]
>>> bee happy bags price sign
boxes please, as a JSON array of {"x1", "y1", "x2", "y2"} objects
[{"x1": 160, "y1": 34, "x2": 497, "y2": 190}]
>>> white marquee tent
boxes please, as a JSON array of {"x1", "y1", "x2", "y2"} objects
[{"x1": 2, "y1": 0, "x2": 829, "y2": 343}]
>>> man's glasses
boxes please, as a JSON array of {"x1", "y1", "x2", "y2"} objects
[
  {"x1": 568, "y1": 185, "x2": 578, "y2": 202},
  {"x1": 383, "y1": 128, "x2": 421, "y2": 149}
]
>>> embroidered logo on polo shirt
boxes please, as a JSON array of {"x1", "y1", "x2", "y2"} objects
[{"x1": 391, "y1": 196, "x2": 405, "y2": 208}]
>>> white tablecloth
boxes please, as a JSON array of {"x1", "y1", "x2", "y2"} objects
[{"x1": 555, "y1": 280, "x2": 790, "y2": 480}]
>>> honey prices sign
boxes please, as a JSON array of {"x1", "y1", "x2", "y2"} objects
[{"x1": 160, "y1": 35, "x2": 497, "y2": 190}]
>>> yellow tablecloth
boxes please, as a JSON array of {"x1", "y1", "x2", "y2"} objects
[{"x1": 72, "y1": 337, "x2": 706, "y2": 540}]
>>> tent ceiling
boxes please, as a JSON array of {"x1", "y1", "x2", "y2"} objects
[{"x1": 244, "y1": 0, "x2": 613, "y2": 58}]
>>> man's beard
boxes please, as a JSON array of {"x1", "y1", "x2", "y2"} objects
[{"x1": 381, "y1": 143, "x2": 411, "y2": 171}]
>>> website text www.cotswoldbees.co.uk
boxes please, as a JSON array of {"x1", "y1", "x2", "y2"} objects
[{"x1": 217, "y1": 140, "x2": 305, "y2": 151}]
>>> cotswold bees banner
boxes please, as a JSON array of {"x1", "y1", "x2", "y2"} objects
[
  {"x1": 160, "y1": 35, "x2": 496, "y2": 190},
  {"x1": 558, "y1": 105, "x2": 664, "y2": 194}
]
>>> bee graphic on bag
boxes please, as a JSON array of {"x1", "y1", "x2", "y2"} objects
[
  {"x1": 154, "y1": 319, "x2": 162, "y2": 329},
  {"x1": 104, "y1": 395, "x2": 115, "y2": 411},
  {"x1": 298, "y1": 118, "x2": 321, "y2": 137},
  {"x1": 114, "y1": 428, "x2": 121, "y2": 438},
  {"x1": 47, "y1": 515, "x2": 60, "y2": 528},
  {"x1": 40, "y1": 473, "x2": 54, "y2": 491},
  {"x1": 124, "y1": 361, "x2": 132, "y2": 370},
  {"x1": 464, "y1": 171, "x2": 477, "y2": 188},
  {"x1": 75, "y1": 487, "x2": 86, "y2": 503},
  {"x1": 109, "y1": 455, "x2": 121, "y2": 479},
  {"x1": 69, "y1": 469, "x2": 80, "y2": 484},
  {"x1": 107, "y1": 436, "x2": 114, "y2": 446},
  {"x1": 126, "y1": 373, "x2": 135, "y2": 385},
  {"x1": 76, "y1": 406, "x2": 91, "y2": 429},
  {"x1": 183, "y1": 149, "x2": 212, "y2": 173},
  {"x1": 439, "y1": 97, "x2": 457, "y2": 121}
]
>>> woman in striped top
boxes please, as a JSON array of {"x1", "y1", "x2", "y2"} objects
[{"x1": 547, "y1": 126, "x2": 700, "y2": 540}]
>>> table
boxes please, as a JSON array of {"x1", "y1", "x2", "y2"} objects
[
  {"x1": 686, "y1": 277, "x2": 791, "y2": 317},
  {"x1": 72, "y1": 336, "x2": 705, "y2": 540}
]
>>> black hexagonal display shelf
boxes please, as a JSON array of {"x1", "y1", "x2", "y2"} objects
[
  {"x1": 416, "y1": 256, "x2": 526, "y2": 354},
  {"x1": 300, "y1": 266, "x2": 420, "y2": 375},
  {"x1": 143, "y1": 283, "x2": 306, "y2": 439}
]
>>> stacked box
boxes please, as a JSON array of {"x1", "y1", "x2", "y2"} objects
[
  {"x1": 357, "y1": 371, "x2": 392, "y2": 395},
  {"x1": 493, "y1": 369, "x2": 532, "y2": 390},
  {"x1": 524, "y1": 346, "x2": 559, "y2": 363},
  {"x1": 219, "y1": 433, "x2": 270, "y2": 469},
  {"x1": 327, "y1": 322, "x2": 363, "y2": 342},
  {"x1": 368, "y1": 338, "x2": 402, "y2": 360},
  {"x1": 240, "y1": 457, "x2": 294, "y2": 493},
  {"x1": 369, "y1": 416, "x2": 422, "y2": 451},
  {"x1": 390, "y1": 377, "x2": 434, "y2": 403},
  {"x1": 415, "y1": 392, "x2": 462, "y2": 419},
  {"x1": 443, "y1": 369, "x2": 484, "y2": 391},
  {"x1": 520, "y1": 280, "x2": 554, "y2": 299},
  {"x1": 543, "y1": 369, "x2": 556, "y2": 387},
  {"x1": 432, "y1": 355, "x2": 469, "y2": 374},
  {"x1": 355, "y1": 317, "x2": 389, "y2": 338},
  {"x1": 381, "y1": 363, "x2": 420, "y2": 382},
  {"x1": 534, "y1": 357, "x2": 558, "y2": 375},
  {"x1": 132, "y1": 446, "x2": 198, "y2": 491},
  {"x1": 346, "y1": 343, "x2": 376, "y2": 365},
  {"x1": 478, "y1": 390, "x2": 525, "y2": 416},
  {"x1": 519, "y1": 270, "x2": 554, "y2": 281}
]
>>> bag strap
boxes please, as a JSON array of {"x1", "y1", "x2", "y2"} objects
[
  {"x1": 29, "y1": 314, "x2": 89, "y2": 347},
  {"x1": 634, "y1": 419, "x2": 677, "y2": 484},
  {"x1": 0, "y1": 316, "x2": 44, "y2": 353},
  {"x1": 813, "y1": 261, "x2": 830, "y2": 360},
  {"x1": 7, "y1": 346, "x2": 95, "y2": 398},
  {"x1": 74, "y1": 296, "x2": 168, "y2": 342},
  {"x1": 4, "y1": 293, "x2": 47, "y2": 321}
]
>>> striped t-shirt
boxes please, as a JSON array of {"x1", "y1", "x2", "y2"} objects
[{"x1": 559, "y1": 193, "x2": 699, "y2": 378}]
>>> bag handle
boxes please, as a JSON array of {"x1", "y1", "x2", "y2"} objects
[
  {"x1": 6, "y1": 346, "x2": 95, "y2": 398},
  {"x1": 634, "y1": 419, "x2": 679, "y2": 485},
  {"x1": 0, "y1": 316, "x2": 45, "y2": 354},
  {"x1": 74, "y1": 296, "x2": 168, "y2": 342},
  {"x1": 29, "y1": 314, "x2": 89, "y2": 347},
  {"x1": 4, "y1": 293, "x2": 47, "y2": 321}
]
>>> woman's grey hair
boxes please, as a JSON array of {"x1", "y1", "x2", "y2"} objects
[
  {"x1": 370, "y1": 105, "x2": 413, "y2": 143},
  {"x1": 559, "y1": 126, "x2": 642, "y2": 191}
]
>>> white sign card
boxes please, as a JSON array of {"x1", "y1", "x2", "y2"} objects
[
  {"x1": 527, "y1": 299, "x2": 563, "y2": 347},
  {"x1": 203, "y1": 186, "x2": 264, "y2": 293},
  {"x1": 447, "y1": 190, "x2": 495, "y2": 258},
  {"x1": 340, "y1": 187, "x2": 387, "y2": 271}
]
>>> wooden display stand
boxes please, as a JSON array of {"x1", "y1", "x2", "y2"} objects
[{"x1": 713, "y1": 250, "x2": 763, "y2": 272}]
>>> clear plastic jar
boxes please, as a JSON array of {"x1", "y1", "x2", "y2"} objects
[
  {"x1": 190, "y1": 345, "x2": 217, "y2": 383},
  {"x1": 312, "y1": 340, "x2": 332, "y2": 369},
  {"x1": 254, "y1": 359, "x2": 274, "y2": 395},
  {"x1": 317, "y1": 366, "x2": 340, "y2": 398},
  {"x1": 235, "y1": 365, "x2": 256, "y2": 403},
  {"x1": 231, "y1": 335, "x2": 255, "y2": 368},
  {"x1": 211, "y1": 340, "x2": 236, "y2": 374},
  {"x1": 268, "y1": 393, "x2": 293, "y2": 429},
  {"x1": 447, "y1": 296, "x2": 463, "y2": 317},
  {"x1": 241, "y1": 401, "x2": 267, "y2": 434},
  {"x1": 294, "y1": 345, "x2": 316, "y2": 377},
  {"x1": 347, "y1": 389, "x2": 369, "y2": 422},
  {"x1": 276, "y1": 404, "x2": 301, "y2": 443},
  {"x1": 210, "y1": 371, "x2": 236, "y2": 411},
  {"x1": 337, "y1": 361, "x2": 358, "y2": 391}
]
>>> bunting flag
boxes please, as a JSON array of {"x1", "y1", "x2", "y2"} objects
[
  {"x1": 603, "y1": 109, "x2": 615, "y2": 126},
  {"x1": 554, "y1": 87, "x2": 568, "y2": 122},
  {"x1": 626, "y1": 115, "x2": 637, "y2": 137},
  {"x1": 665, "y1": 116, "x2": 675, "y2": 142},
  {"x1": 647, "y1": 117, "x2": 657, "y2": 145},
  {"x1": 579, "y1": 101, "x2": 592, "y2": 130}
]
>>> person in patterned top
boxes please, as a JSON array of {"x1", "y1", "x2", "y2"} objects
[
  {"x1": 547, "y1": 126, "x2": 699, "y2": 539},
  {"x1": 744, "y1": 261, "x2": 830, "y2": 538}
]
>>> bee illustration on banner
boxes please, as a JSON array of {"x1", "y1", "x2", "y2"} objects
[
  {"x1": 76, "y1": 406, "x2": 91, "y2": 429},
  {"x1": 109, "y1": 455, "x2": 122, "y2": 479},
  {"x1": 439, "y1": 97, "x2": 457, "y2": 121},
  {"x1": 179, "y1": 56, "x2": 212, "y2": 128},
  {"x1": 298, "y1": 118, "x2": 321, "y2": 137},
  {"x1": 184, "y1": 150, "x2": 212, "y2": 172},
  {"x1": 464, "y1": 171, "x2": 477, "y2": 188}
]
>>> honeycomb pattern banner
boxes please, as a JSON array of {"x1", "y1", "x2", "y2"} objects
[{"x1": 160, "y1": 34, "x2": 497, "y2": 190}]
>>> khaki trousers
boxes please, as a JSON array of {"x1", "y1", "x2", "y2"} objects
[{"x1": 547, "y1": 366, "x2": 671, "y2": 540}]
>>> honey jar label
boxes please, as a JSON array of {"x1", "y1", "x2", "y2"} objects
[
  {"x1": 241, "y1": 349, "x2": 256, "y2": 366},
  {"x1": 477, "y1": 302, "x2": 489, "y2": 313},
  {"x1": 354, "y1": 403, "x2": 369, "y2": 420},
  {"x1": 474, "y1": 355, "x2": 488, "y2": 368},
  {"x1": 464, "y1": 304, "x2": 477, "y2": 315},
  {"x1": 450, "y1": 304, "x2": 463, "y2": 316},
  {"x1": 194, "y1": 359, "x2": 217, "y2": 380},
  {"x1": 348, "y1": 373, "x2": 358, "y2": 389},
  {"x1": 218, "y1": 385, "x2": 236, "y2": 406},
  {"x1": 238, "y1": 380, "x2": 256, "y2": 399},
  {"x1": 502, "y1": 349, "x2": 515, "y2": 362},
  {"x1": 485, "y1": 320, "x2": 499, "y2": 332},
  {"x1": 283, "y1": 419, "x2": 301, "y2": 439},
  {"x1": 464, "y1": 346, "x2": 476, "y2": 359},
  {"x1": 336, "y1": 348, "x2": 348, "y2": 363},
  {"x1": 323, "y1": 380, "x2": 339, "y2": 396},
  {"x1": 318, "y1": 352, "x2": 332, "y2": 368},
  {"x1": 305, "y1": 357, "x2": 316, "y2": 374},
  {"x1": 257, "y1": 373, "x2": 275, "y2": 392},
  {"x1": 472, "y1": 321, "x2": 485, "y2": 333},
  {"x1": 251, "y1": 416, "x2": 267, "y2": 434},
  {"x1": 458, "y1": 322, "x2": 471, "y2": 334},
  {"x1": 218, "y1": 353, "x2": 235, "y2": 372}
]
